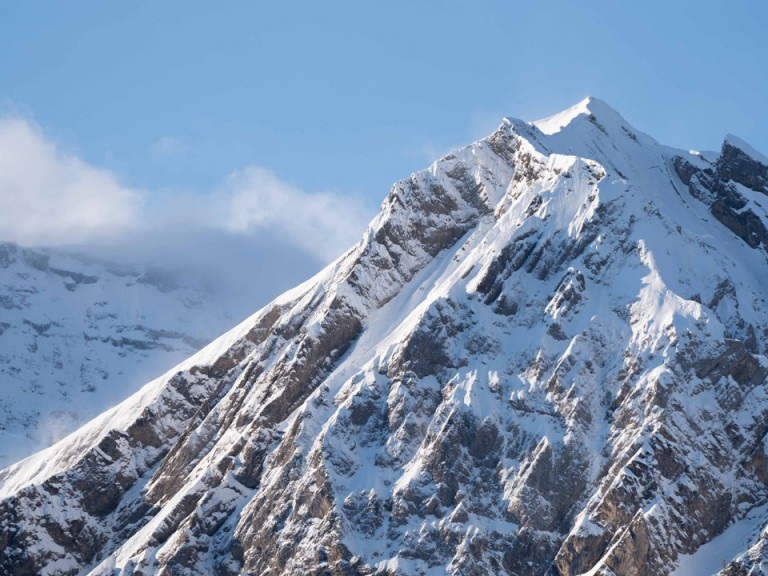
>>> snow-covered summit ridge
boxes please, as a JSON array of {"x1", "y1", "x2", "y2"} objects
[
  {"x1": 530, "y1": 96, "x2": 624, "y2": 135},
  {"x1": 530, "y1": 96, "x2": 593, "y2": 134},
  {"x1": 495, "y1": 96, "x2": 671, "y2": 193},
  {"x1": 3, "y1": 99, "x2": 768, "y2": 576}
]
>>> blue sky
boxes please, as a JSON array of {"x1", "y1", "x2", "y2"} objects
[
  {"x1": 4, "y1": 1, "x2": 766, "y2": 196},
  {"x1": 0, "y1": 0, "x2": 766, "y2": 308}
]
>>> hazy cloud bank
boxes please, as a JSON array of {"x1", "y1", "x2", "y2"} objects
[
  {"x1": 0, "y1": 117, "x2": 144, "y2": 245},
  {"x1": 0, "y1": 115, "x2": 374, "y2": 318},
  {"x1": 223, "y1": 166, "x2": 370, "y2": 261}
]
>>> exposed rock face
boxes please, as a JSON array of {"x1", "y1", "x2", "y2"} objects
[
  {"x1": 0, "y1": 244, "x2": 241, "y2": 467},
  {"x1": 673, "y1": 136, "x2": 768, "y2": 251},
  {"x1": 2, "y1": 97, "x2": 768, "y2": 575}
]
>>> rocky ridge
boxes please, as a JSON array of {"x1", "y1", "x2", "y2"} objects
[{"x1": 2, "y1": 98, "x2": 768, "y2": 575}]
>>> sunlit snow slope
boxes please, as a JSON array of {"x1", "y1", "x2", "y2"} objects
[{"x1": 2, "y1": 98, "x2": 768, "y2": 576}]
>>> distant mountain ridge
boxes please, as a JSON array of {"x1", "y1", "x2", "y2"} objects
[
  {"x1": 3, "y1": 98, "x2": 768, "y2": 575},
  {"x1": 0, "y1": 241, "x2": 238, "y2": 467}
]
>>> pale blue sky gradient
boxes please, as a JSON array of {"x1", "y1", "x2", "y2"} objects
[{"x1": 3, "y1": 1, "x2": 766, "y2": 209}]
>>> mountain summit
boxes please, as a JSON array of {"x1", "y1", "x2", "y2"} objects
[
  {"x1": 2, "y1": 99, "x2": 768, "y2": 575},
  {"x1": 531, "y1": 96, "x2": 624, "y2": 134}
]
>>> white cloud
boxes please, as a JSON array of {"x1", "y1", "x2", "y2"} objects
[
  {"x1": 221, "y1": 166, "x2": 370, "y2": 261},
  {"x1": 0, "y1": 116, "x2": 372, "y2": 264},
  {"x1": 0, "y1": 117, "x2": 144, "y2": 246}
]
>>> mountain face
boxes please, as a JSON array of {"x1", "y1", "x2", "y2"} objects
[
  {"x1": 2, "y1": 98, "x2": 768, "y2": 575},
  {"x1": 0, "y1": 244, "x2": 239, "y2": 467}
]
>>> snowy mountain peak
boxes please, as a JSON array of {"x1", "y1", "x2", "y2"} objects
[
  {"x1": 530, "y1": 96, "x2": 627, "y2": 136},
  {"x1": 498, "y1": 97, "x2": 666, "y2": 203},
  {"x1": 3, "y1": 101, "x2": 768, "y2": 576},
  {"x1": 531, "y1": 96, "x2": 594, "y2": 134}
]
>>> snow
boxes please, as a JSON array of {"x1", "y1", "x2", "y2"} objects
[
  {"x1": 4, "y1": 96, "x2": 768, "y2": 575},
  {"x1": 672, "y1": 505, "x2": 768, "y2": 575},
  {"x1": 0, "y1": 245, "x2": 241, "y2": 468},
  {"x1": 0, "y1": 271, "x2": 324, "y2": 498},
  {"x1": 533, "y1": 97, "x2": 595, "y2": 135}
]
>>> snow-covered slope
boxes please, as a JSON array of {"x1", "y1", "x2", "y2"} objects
[
  {"x1": 0, "y1": 244, "x2": 239, "y2": 467},
  {"x1": 2, "y1": 97, "x2": 768, "y2": 575}
]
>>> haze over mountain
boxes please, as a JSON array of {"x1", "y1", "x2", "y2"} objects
[{"x1": 2, "y1": 98, "x2": 768, "y2": 575}]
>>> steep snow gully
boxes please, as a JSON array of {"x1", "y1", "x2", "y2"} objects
[{"x1": 3, "y1": 98, "x2": 768, "y2": 575}]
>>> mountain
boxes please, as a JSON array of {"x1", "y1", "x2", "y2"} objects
[
  {"x1": 2, "y1": 97, "x2": 768, "y2": 575},
  {"x1": 0, "y1": 243, "x2": 240, "y2": 468}
]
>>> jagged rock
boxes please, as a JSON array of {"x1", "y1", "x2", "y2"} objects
[{"x1": 673, "y1": 135, "x2": 768, "y2": 252}]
